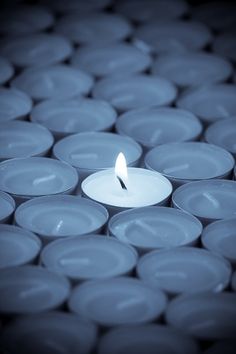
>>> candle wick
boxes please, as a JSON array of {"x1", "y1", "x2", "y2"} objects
[{"x1": 117, "y1": 176, "x2": 128, "y2": 190}]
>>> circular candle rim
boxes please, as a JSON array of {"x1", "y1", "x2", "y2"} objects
[
  {"x1": 0, "y1": 265, "x2": 71, "y2": 314},
  {"x1": 53, "y1": 131, "x2": 143, "y2": 171},
  {"x1": 144, "y1": 142, "x2": 235, "y2": 181},
  {"x1": 137, "y1": 246, "x2": 232, "y2": 295},
  {"x1": 0, "y1": 191, "x2": 15, "y2": 222},
  {"x1": 201, "y1": 217, "x2": 236, "y2": 264},
  {"x1": 68, "y1": 276, "x2": 167, "y2": 326},
  {"x1": 116, "y1": 107, "x2": 203, "y2": 148},
  {"x1": 14, "y1": 195, "x2": 109, "y2": 238},
  {"x1": 0, "y1": 157, "x2": 79, "y2": 197},
  {"x1": 82, "y1": 167, "x2": 173, "y2": 209},
  {"x1": 172, "y1": 179, "x2": 236, "y2": 221},
  {"x1": 0, "y1": 224, "x2": 42, "y2": 268},
  {"x1": 0, "y1": 87, "x2": 33, "y2": 121},
  {"x1": 108, "y1": 206, "x2": 203, "y2": 250},
  {"x1": 40, "y1": 234, "x2": 138, "y2": 280}
]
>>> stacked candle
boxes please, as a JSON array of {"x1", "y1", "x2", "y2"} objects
[{"x1": 0, "y1": 0, "x2": 236, "y2": 353}]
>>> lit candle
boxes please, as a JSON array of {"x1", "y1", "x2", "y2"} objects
[
  {"x1": 82, "y1": 152, "x2": 172, "y2": 215},
  {"x1": 0, "y1": 191, "x2": 15, "y2": 224},
  {"x1": 0, "y1": 56, "x2": 14, "y2": 85},
  {"x1": 0, "y1": 87, "x2": 32, "y2": 123}
]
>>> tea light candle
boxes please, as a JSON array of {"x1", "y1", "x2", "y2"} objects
[
  {"x1": 98, "y1": 325, "x2": 199, "y2": 354},
  {"x1": 15, "y1": 195, "x2": 108, "y2": 243},
  {"x1": 0, "y1": 191, "x2": 15, "y2": 224},
  {"x1": 134, "y1": 20, "x2": 212, "y2": 54},
  {"x1": 30, "y1": 98, "x2": 117, "y2": 139},
  {"x1": 54, "y1": 12, "x2": 132, "y2": 44},
  {"x1": 108, "y1": 206, "x2": 202, "y2": 253},
  {"x1": 41, "y1": 235, "x2": 138, "y2": 281},
  {"x1": 213, "y1": 32, "x2": 236, "y2": 62},
  {"x1": 177, "y1": 84, "x2": 236, "y2": 125},
  {"x1": 1, "y1": 34, "x2": 72, "y2": 68},
  {"x1": 0, "y1": 56, "x2": 14, "y2": 85},
  {"x1": 71, "y1": 43, "x2": 151, "y2": 77},
  {"x1": 137, "y1": 247, "x2": 231, "y2": 295},
  {"x1": 0, "y1": 121, "x2": 54, "y2": 161},
  {"x1": 0, "y1": 88, "x2": 32, "y2": 123},
  {"x1": 53, "y1": 132, "x2": 142, "y2": 181},
  {"x1": 92, "y1": 74, "x2": 177, "y2": 112},
  {"x1": 115, "y1": 0, "x2": 189, "y2": 22},
  {"x1": 41, "y1": 0, "x2": 111, "y2": 13},
  {"x1": 172, "y1": 180, "x2": 236, "y2": 225},
  {"x1": 166, "y1": 292, "x2": 236, "y2": 339},
  {"x1": 68, "y1": 277, "x2": 167, "y2": 326},
  {"x1": 116, "y1": 108, "x2": 202, "y2": 151},
  {"x1": 145, "y1": 142, "x2": 235, "y2": 188},
  {"x1": 204, "y1": 118, "x2": 236, "y2": 158},
  {"x1": 201, "y1": 218, "x2": 236, "y2": 265},
  {"x1": 0, "y1": 4, "x2": 54, "y2": 35},
  {"x1": 0, "y1": 157, "x2": 78, "y2": 204},
  {"x1": 11, "y1": 65, "x2": 94, "y2": 101},
  {"x1": 0, "y1": 224, "x2": 41, "y2": 269},
  {"x1": 232, "y1": 272, "x2": 236, "y2": 292},
  {"x1": 82, "y1": 153, "x2": 172, "y2": 215},
  {"x1": 0, "y1": 312, "x2": 97, "y2": 354},
  {"x1": 152, "y1": 52, "x2": 233, "y2": 87},
  {"x1": 0, "y1": 265, "x2": 70, "y2": 314}
]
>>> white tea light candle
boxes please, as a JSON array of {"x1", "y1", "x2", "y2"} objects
[
  {"x1": 0, "y1": 191, "x2": 15, "y2": 224},
  {"x1": 0, "y1": 87, "x2": 32, "y2": 123}
]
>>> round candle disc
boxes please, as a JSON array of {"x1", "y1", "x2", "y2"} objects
[
  {"x1": 201, "y1": 218, "x2": 236, "y2": 265},
  {"x1": 55, "y1": 12, "x2": 132, "y2": 44},
  {"x1": 116, "y1": 107, "x2": 202, "y2": 149},
  {"x1": 0, "y1": 265, "x2": 70, "y2": 314},
  {"x1": 0, "y1": 224, "x2": 41, "y2": 269},
  {"x1": 0, "y1": 56, "x2": 14, "y2": 84},
  {"x1": 0, "y1": 87, "x2": 32, "y2": 123},
  {"x1": 11, "y1": 65, "x2": 94, "y2": 101},
  {"x1": 152, "y1": 52, "x2": 232, "y2": 87},
  {"x1": 15, "y1": 196, "x2": 108, "y2": 242},
  {"x1": 177, "y1": 84, "x2": 236, "y2": 124},
  {"x1": 0, "y1": 4, "x2": 54, "y2": 35},
  {"x1": 31, "y1": 98, "x2": 117, "y2": 138},
  {"x1": 213, "y1": 32, "x2": 236, "y2": 62},
  {"x1": 71, "y1": 43, "x2": 151, "y2": 77},
  {"x1": 108, "y1": 206, "x2": 202, "y2": 252},
  {"x1": 172, "y1": 180, "x2": 236, "y2": 224},
  {"x1": 92, "y1": 74, "x2": 177, "y2": 111},
  {"x1": 53, "y1": 132, "x2": 142, "y2": 180},
  {"x1": 0, "y1": 157, "x2": 78, "y2": 200},
  {"x1": 41, "y1": 235, "x2": 138, "y2": 280},
  {"x1": 98, "y1": 324, "x2": 199, "y2": 354},
  {"x1": 204, "y1": 118, "x2": 236, "y2": 157},
  {"x1": 137, "y1": 247, "x2": 231, "y2": 295},
  {"x1": 0, "y1": 311, "x2": 97, "y2": 354},
  {"x1": 41, "y1": 0, "x2": 111, "y2": 13},
  {"x1": 134, "y1": 20, "x2": 212, "y2": 54},
  {"x1": 0, "y1": 191, "x2": 15, "y2": 224},
  {"x1": 0, "y1": 34, "x2": 72, "y2": 68},
  {"x1": 166, "y1": 292, "x2": 236, "y2": 339},
  {"x1": 68, "y1": 277, "x2": 167, "y2": 326},
  {"x1": 0, "y1": 121, "x2": 54, "y2": 160},
  {"x1": 145, "y1": 142, "x2": 235, "y2": 187},
  {"x1": 115, "y1": 0, "x2": 189, "y2": 22}
]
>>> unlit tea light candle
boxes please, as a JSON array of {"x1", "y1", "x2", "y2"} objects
[
  {"x1": 68, "y1": 277, "x2": 167, "y2": 326},
  {"x1": 0, "y1": 312, "x2": 97, "y2": 354},
  {"x1": 15, "y1": 195, "x2": 108, "y2": 243},
  {"x1": 0, "y1": 120, "x2": 54, "y2": 161},
  {"x1": 0, "y1": 266, "x2": 70, "y2": 314},
  {"x1": 41, "y1": 235, "x2": 138, "y2": 281},
  {"x1": 82, "y1": 153, "x2": 172, "y2": 215},
  {"x1": 116, "y1": 107, "x2": 202, "y2": 150},
  {"x1": 0, "y1": 191, "x2": 15, "y2": 224},
  {"x1": 108, "y1": 206, "x2": 202, "y2": 253},
  {"x1": 0, "y1": 224, "x2": 41, "y2": 269},
  {"x1": 0, "y1": 56, "x2": 14, "y2": 85},
  {"x1": 166, "y1": 292, "x2": 236, "y2": 339},
  {"x1": 145, "y1": 142, "x2": 235, "y2": 188},
  {"x1": 172, "y1": 180, "x2": 236, "y2": 225},
  {"x1": 137, "y1": 247, "x2": 231, "y2": 295},
  {"x1": 0, "y1": 87, "x2": 32, "y2": 123},
  {"x1": 31, "y1": 98, "x2": 117, "y2": 139}
]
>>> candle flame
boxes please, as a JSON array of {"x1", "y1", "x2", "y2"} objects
[{"x1": 115, "y1": 152, "x2": 128, "y2": 182}]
